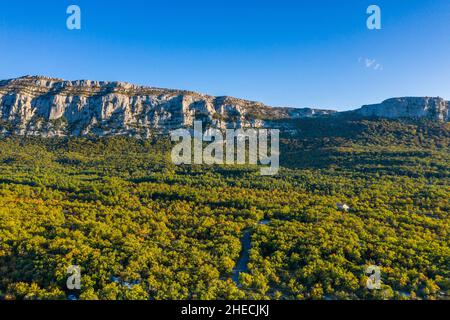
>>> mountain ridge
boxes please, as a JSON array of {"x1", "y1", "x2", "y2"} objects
[{"x1": 0, "y1": 76, "x2": 448, "y2": 137}]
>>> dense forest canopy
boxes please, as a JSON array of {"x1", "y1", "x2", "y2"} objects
[{"x1": 0, "y1": 116, "x2": 449, "y2": 300}]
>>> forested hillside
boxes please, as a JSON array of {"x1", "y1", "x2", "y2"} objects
[{"x1": 0, "y1": 117, "x2": 449, "y2": 300}]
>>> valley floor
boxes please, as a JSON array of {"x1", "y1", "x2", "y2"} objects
[{"x1": 0, "y1": 121, "x2": 449, "y2": 300}]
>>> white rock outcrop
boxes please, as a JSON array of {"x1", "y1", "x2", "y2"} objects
[
  {"x1": 355, "y1": 97, "x2": 449, "y2": 121},
  {"x1": 0, "y1": 76, "x2": 447, "y2": 138},
  {"x1": 0, "y1": 76, "x2": 335, "y2": 137}
]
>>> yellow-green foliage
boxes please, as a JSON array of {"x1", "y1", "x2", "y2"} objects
[{"x1": 0, "y1": 118, "x2": 449, "y2": 300}]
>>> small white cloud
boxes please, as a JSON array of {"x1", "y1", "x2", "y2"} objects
[{"x1": 359, "y1": 57, "x2": 383, "y2": 71}]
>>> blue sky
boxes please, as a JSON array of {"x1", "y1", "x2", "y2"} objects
[{"x1": 0, "y1": 0, "x2": 449, "y2": 111}]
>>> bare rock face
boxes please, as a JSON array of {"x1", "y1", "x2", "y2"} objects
[
  {"x1": 0, "y1": 76, "x2": 447, "y2": 138},
  {"x1": 0, "y1": 76, "x2": 335, "y2": 137},
  {"x1": 355, "y1": 97, "x2": 449, "y2": 122}
]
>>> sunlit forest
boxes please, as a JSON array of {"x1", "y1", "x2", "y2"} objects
[{"x1": 0, "y1": 116, "x2": 449, "y2": 300}]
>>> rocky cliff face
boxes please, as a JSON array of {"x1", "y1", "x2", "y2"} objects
[
  {"x1": 354, "y1": 97, "x2": 449, "y2": 121},
  {"x1": 0, "y1": 76, "x2": 448, "y2": 138},
  {"x1": 0, "y1": 76, "x2": 335, "y2": 137}
]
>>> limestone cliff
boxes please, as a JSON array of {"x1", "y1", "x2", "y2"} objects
[
  {"x1": 0, "y1": 76, "x2": 447, "y2": 138},
  {"x1": 354, "y1": 97, "x2": 449, "y2": 121},
  {"x1": 0, "y1": 76, "x2": 334, "y2": 137}
]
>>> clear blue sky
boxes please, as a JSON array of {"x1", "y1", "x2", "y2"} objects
[{"x1": 0, "y1": 0, "x2": 449, "y2": 110}]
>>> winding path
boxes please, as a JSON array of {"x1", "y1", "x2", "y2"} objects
[{"x1": 232, "y1": 219, "x2": 270, "y2": 285}]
